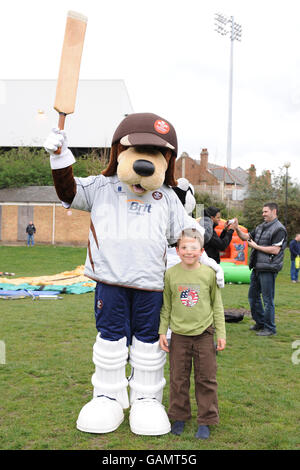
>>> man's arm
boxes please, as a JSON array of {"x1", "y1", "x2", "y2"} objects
[
  {"x1": 234, "y1": 218, "x2": 250, "y2": 241},
  {"x1": 207, "y1": 230, "x2": 233, "y2": 251},
  {"x1": 247, "y1": 240, "x2": 281, "y2": 255},
  {"x1": 248, "y1": 228, "x2": 286, "y2": 255}
]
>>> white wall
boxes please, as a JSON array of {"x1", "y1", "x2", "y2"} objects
[{"x1": 0, "y1": 79, "x2": 134, "y2": 147}]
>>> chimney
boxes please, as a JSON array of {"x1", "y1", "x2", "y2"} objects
[
  {"x1": 180, "y1": 152, "x2": 189, "y2": 178},
  {"x1": 265, "y1": 170, "x2": 271, "y2": 185},
  {"x1": 200, "y1": 148, "x2": 208, "y2": 171},
  {"x1": 248, "y1": 164, "x2": 256, "y2": 184}
]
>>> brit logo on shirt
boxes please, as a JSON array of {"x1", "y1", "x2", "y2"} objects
[{"x1": 180, "y1": 288, "x2": 199, "y2": 307}]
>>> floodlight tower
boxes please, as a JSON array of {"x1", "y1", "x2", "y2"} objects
[{"x1": 215, "y1": 13, "x2": 242, "y2": 169}]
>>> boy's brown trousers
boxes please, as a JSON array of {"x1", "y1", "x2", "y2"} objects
[{"x1": 168, "y1": 327, "x2": 219, "y2": 425}]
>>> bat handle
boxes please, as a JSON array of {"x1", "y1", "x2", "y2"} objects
[{"x1": 54, "y1": 112, "x2": 67, "y2": 155}]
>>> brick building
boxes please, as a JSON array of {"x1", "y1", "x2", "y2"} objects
[
  {"x1": 175, "y1": 149, "x2": 249, "y2": 201},
  {"x1": 0, "y1": 186, "x2": 89, "y2": 246}
]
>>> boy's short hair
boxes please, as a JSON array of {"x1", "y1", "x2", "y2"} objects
[{"x1": 177, "y1": 228, "x2": 204, "y2": 249}]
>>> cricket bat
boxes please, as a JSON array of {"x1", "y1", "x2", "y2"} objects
[{"x1": 54, "y1": 10, "x2": 88, "y2": 153}]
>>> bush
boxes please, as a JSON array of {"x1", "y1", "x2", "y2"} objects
[
  {"x1": 243, "y1": 169, "x2": 300, "y2": 237},
  {"x1": 0, "y1": 147, "x2": 108, "y2": 188},
  {"x1": 194, "y1": 192, "x2": 228, "y2": 219}
]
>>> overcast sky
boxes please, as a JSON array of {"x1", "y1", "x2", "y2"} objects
[{"x1": 1, "y1": 0, "x2": 300, "y2": 182}]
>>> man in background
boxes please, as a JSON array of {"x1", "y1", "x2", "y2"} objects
[
  {"x1": 289, "y1": 233, "x2": 300, "y2": 283},
  {"x1": 26, "y1": 221, "x2": 36, "y2": 247},
  {"x1": 203, "y1": 206, "x2": 237, "y2": 264},
  {"x1": 235, "y1": 203, "x2": 287, "y2": 336}
]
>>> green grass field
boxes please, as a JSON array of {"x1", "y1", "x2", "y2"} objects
[{"x1": 0, "y1": 245, "x2": 299, "y2": 450}]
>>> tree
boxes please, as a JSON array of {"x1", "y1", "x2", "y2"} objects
[
  {"x1": 244, "y1": 168, "x2": 300, "y2": 238},
  {"x1": 194, "y1": 192, "x2": 228, "y2": 219},
  {"x1": 0, "y1": 147, "x2": 109, "y2": 188}
]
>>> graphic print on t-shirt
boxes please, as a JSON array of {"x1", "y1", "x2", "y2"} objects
[{"x1": 179, "y1": 285, "x2": 200, "y2": 307}]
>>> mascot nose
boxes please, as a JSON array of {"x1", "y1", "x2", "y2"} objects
[{"x1": 133, "y1": 159, "x2": 155, "y2": 177}]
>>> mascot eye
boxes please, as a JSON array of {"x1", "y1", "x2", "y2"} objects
[{"x1": 135, "y1": 146, "x2": 162, "y2": 155}]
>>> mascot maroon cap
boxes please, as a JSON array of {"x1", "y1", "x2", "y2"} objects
[{"x1": 112, "y1": 113, "x2": 178, "y2": 157}]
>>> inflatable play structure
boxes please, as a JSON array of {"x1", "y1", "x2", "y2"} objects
[
  {"x1": 216, "y1": 219, "x2": 248, "y2": 265},
  {"x1": 220, "y1": 262, "x2": 251, "y2": 284},
  {"x1": 215, "y1": 219, "x2": 251, "y2": 284}
]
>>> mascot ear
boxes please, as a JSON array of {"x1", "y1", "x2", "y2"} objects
[
  {"x1": 164, "y1": 150, "x2": 177, "y2": 186},
  {"x1": 102, "y1": 143, "x2": 127, "y2": 177}
]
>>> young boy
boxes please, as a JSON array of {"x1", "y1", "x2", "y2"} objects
[{"x1": 159, "y1": 229, "x2": 226, "y2": 439}]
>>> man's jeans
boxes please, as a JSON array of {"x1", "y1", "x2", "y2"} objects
[
  {"x1": 290, "y1": 260, "x2": 299, "y2": 281},
  {"x1": 27, "y1": 234, "x2": 34, "y2": 246},
  {"x1": 248, "y1": 270, "x2": 277, "y2": 333}
]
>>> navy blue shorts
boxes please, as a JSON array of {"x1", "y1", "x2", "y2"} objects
[{"x1": 94, "y1": 282, "x2": 163, "y2": 345}]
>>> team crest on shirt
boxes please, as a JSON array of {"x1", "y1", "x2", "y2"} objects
[
  {"x1": 180, "y1": 288, "x2": 199, "y2": 307},
  {"x1": 152, "y1": 191, "x2": 163, "y2": 200}
]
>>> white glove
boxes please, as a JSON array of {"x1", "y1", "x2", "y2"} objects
[
  {"x1": 200, "y1": 251, "x2": 225, "y2": 288},
  {"x1": 216, "y1": 269, "x2": 225, "y2": 289},
  {"x1": 44, "y1": 128, "x2": 76, "y2": 170}
]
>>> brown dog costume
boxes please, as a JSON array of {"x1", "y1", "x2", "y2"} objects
[{"x1": 44, "y1": 112, "x2": 204, "y2": 435}]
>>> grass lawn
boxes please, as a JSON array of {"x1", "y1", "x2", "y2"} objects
[{"x1": 0, "y1": 245, "x2": 299, "y2": 450}]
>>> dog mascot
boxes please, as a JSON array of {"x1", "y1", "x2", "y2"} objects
[{"x1": 44, "y1": 112, "x2": 222, "y2": 436}]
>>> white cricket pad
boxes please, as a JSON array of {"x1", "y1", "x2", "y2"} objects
[
  {"x1": 92, "y1": 334, "x2": 129, "y2": 409},
  {"x1": 76, "y1": 335, "x2": 129, "y2": 434},
  {"x1": 128, "y1": 336, "x2": 170, "y2": 435},
  {"x1": 129, "y1": 336, "x2": 166, "y2": 404}
]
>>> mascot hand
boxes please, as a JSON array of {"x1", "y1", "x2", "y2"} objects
[
  {"x1": 216, "y1": 269, "x2": 225, "y2": 289},
  {"x1": 200, "y1": 251, "x2": 225, "y2": 288},
  {"x1": 44, "y1": 128, "x2": 76, "y2": 170}
]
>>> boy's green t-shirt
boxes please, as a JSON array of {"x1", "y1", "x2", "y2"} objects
[{"x1": 159, "y1": 263, "x2": 226, "y2": 340}]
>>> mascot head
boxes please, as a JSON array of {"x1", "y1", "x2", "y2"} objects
[{"x1": 102, "y1": 113, "x2": 178, "y2": 195}]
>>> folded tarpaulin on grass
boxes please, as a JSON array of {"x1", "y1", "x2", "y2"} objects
[
  {"x1": 0, "y1": 282, "x2": 96, "y2": 295},
  {"x1": 0, "y1": 290, "x2": 64, "y2": 300},
  {"x1": 0, "y1": 266, "x2": 96, "y2": 294},
  {"x1": 0, "y1": 290, "x2": 61, "y2": 297}
]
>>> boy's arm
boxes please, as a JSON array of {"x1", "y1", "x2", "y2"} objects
[
  {"x1": 158, "y1": 272, "x2": 172, "y2": 336},
  {"x1": 159, "y1": 334, "x2": 169, "y2": 353},
  {"x1": 210, "y1": 275, "x2": 226, "y2": 347}
]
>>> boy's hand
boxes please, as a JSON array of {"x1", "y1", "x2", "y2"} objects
[
  {"x1": 159, "y1": 334, "x2": 169, "y2": 353},
  {"x1": 217, "y1": 338, "x2": 226, "y2": 351}
]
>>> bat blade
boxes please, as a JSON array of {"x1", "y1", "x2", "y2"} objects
[{"x1": 54, "y1": 11, "x2": 88, "y2": 116}]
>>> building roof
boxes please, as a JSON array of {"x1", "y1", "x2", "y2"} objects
[
  {"x1": 0, "y1": 186, "x2": 60, "y2": 203},
  {"x1": 177, "y1": 153, "x2": 249, "y2": 187},
  {"x1": 208, "y1": 164, "x2": 248, "y2": 186},
  {"x1": 0, "y1": 79, "x2": 134, "y2": 148}
]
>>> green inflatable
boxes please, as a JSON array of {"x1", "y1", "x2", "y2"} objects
[{"x1": 220, "y1": 262, "x2": 252, "y2": 284}]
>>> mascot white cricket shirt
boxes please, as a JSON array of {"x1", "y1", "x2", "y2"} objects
[{"x1": 70, "y1": 174, "x2": 202, "y2": 291}]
